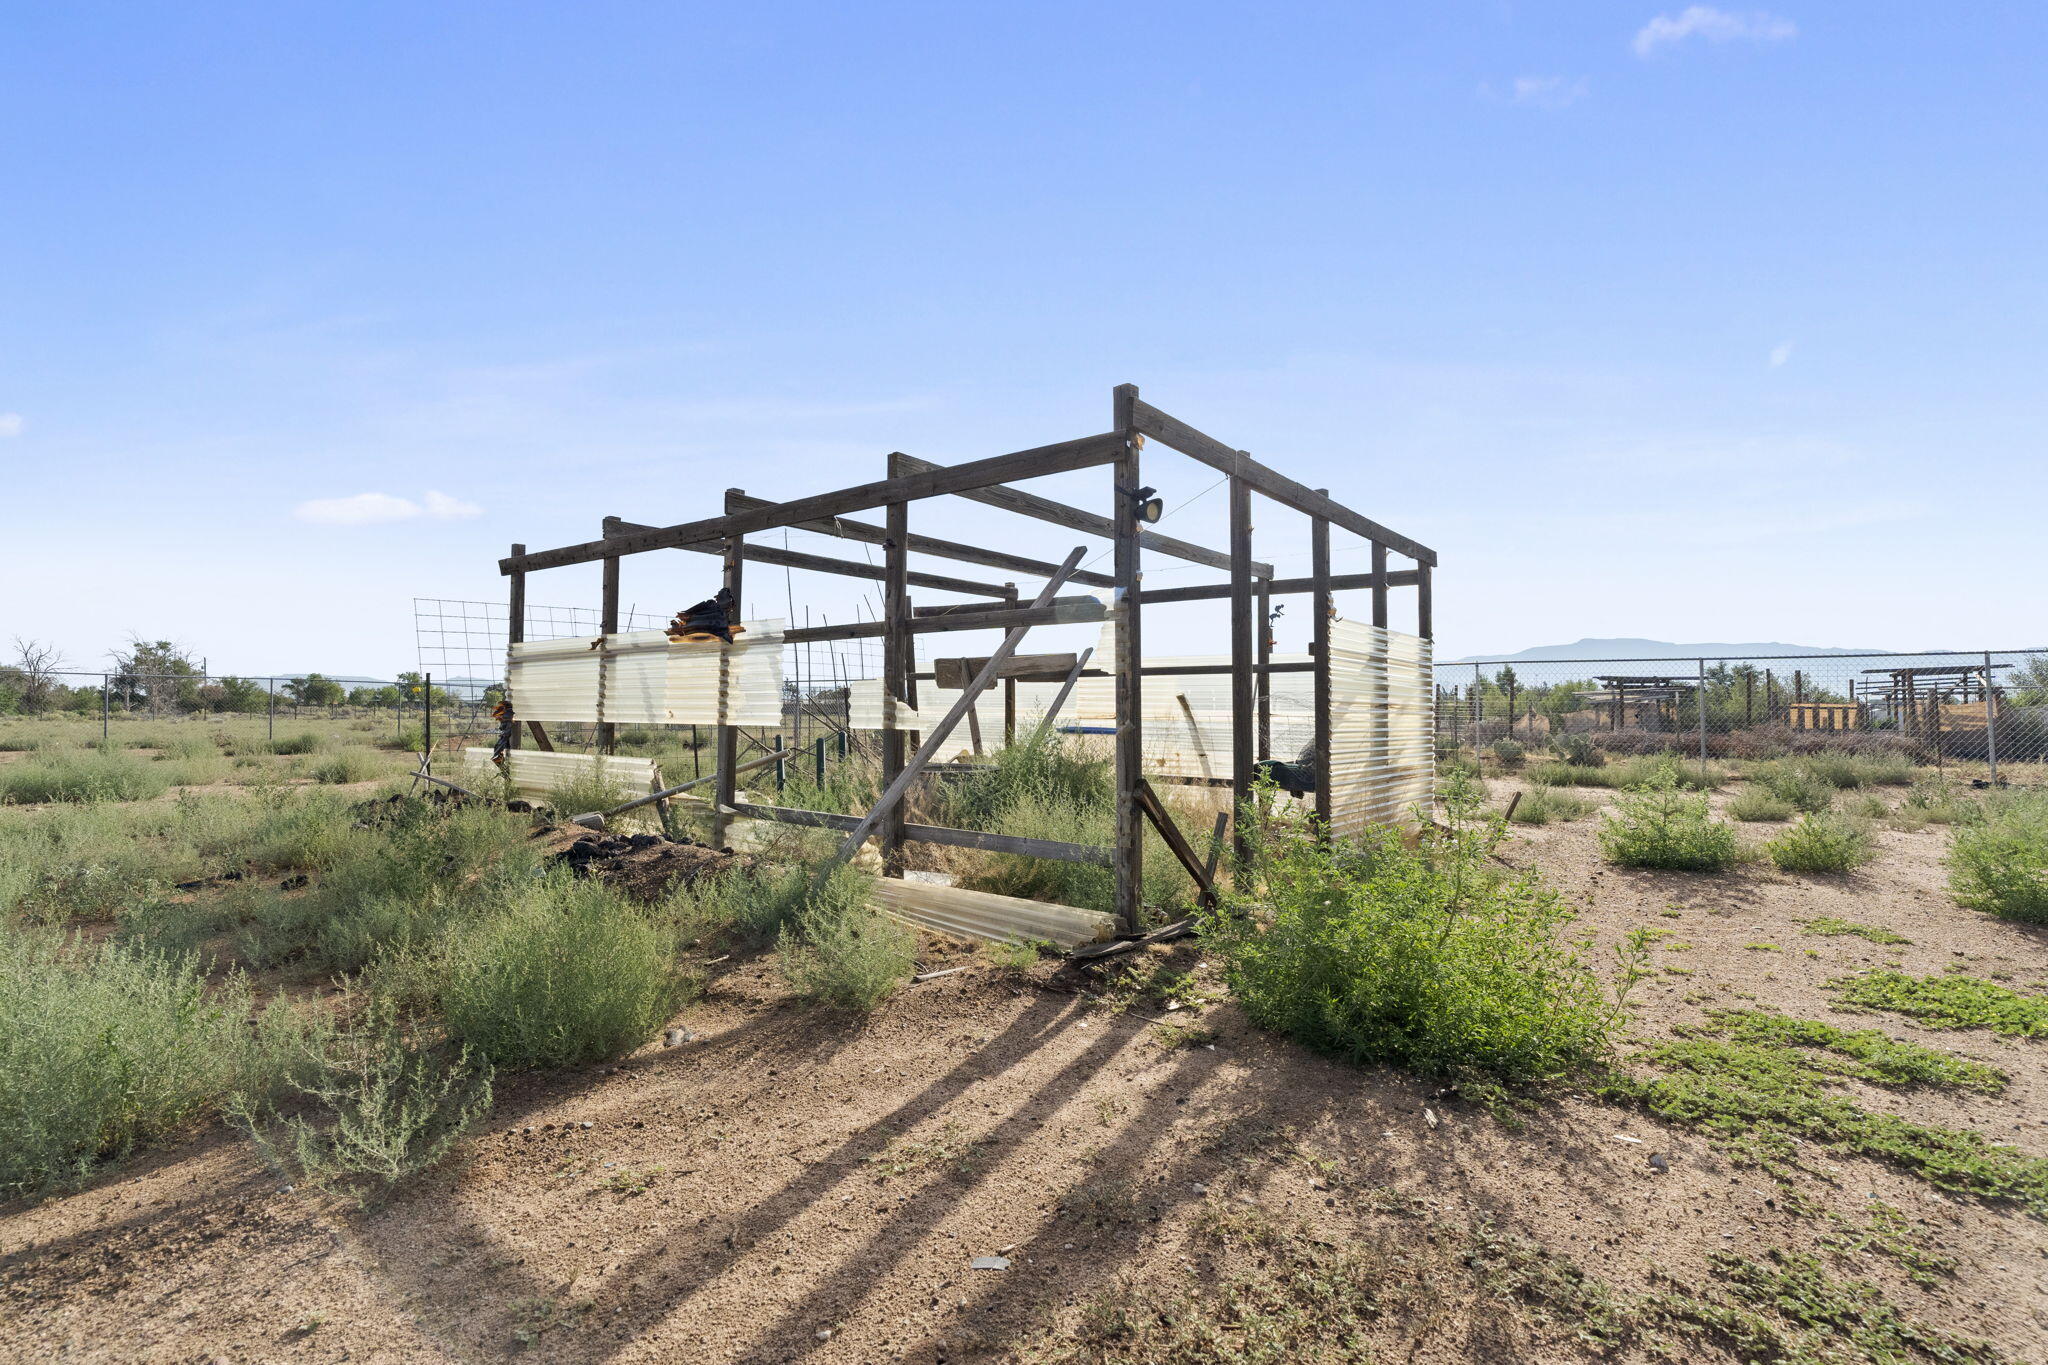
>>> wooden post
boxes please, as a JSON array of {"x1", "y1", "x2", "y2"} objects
[
  {"x1": 1228, "y1": 469, "x2": 1255, "y2": 869},
  {"x1": 598, "y1": 519, "x2": 621, "y2": 755},
  {"x1": 504, "y1": 543, "x2": 526, "y2": 752},
  {"x1": 713, "y1": 530, "x2": 744, "y2": 847},
  {"x1": 1371, "y1": 541, "x2": 1389, "y2": 629},
  {"x1": 1415, "y1": 561, "x2": 1433, "y2": 640},
  {"x1": 1255, "y1": 575, "x2": 1272, "y2": 761},
  {"x1": 1311, "y1": 499, "x2": 1333, "y2": 831},
  {"x1": 1112, "y1": 382, "x2": 1145, "y2": 934},
  {"x1": 882, "y1": 499, "x2": 911, "y2": 876},
  {"x1": 1003, "y1": 583, "x2": 1019, "y2": 748}
]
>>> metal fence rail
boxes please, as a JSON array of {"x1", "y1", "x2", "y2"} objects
[{"x1": 1437, "y1": 646, "x2": 2048, "y2": 783}]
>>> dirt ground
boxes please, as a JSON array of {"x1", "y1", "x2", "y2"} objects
[{"x1": 4, "y1": 784, "x2": 2045, "y2": 1363}]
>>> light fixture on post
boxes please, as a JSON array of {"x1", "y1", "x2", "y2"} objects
[{"x1": 1124, "y1": 484, "x2": 1163, "y2": 524}]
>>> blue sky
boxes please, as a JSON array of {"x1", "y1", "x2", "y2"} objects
[{"x1": 3, "y1": 2, "x2": 2043, "y2": 679}]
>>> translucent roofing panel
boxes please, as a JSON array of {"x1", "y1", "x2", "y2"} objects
[
  {"x1": 445, "y1": 747, "x2": 661, "y2": 803},
  {"x1": 505, "y1": 620, "x2": 785, "y2": 727},
  {"x1": 1327, "y1": 621, "x2": 1434, "y2": 837}
]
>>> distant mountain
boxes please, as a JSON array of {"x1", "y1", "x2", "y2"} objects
[{"x1": 1452, "y1": 638, "x2": 1890, "y2": 665}]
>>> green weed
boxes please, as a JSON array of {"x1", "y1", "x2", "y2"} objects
[
  {"x1": 778, "y1": 870, "x2": 916, "y2": 1013},
  {"x1": 1765, "y1": 812, "x2": 1876, "y2": 874},
  {"x1": 1826, "y1": 969, "x2": 2048, "y2": 1038},
  {"x1": 1598, "y1": 767, "x2": 1741, "y2": 871},
  {"x1": 1802, "y1": 917, "x2": 1910, "y2": 945},
  {"x1": 1947, "y1": 789, "x2": 2048, "y2": 923}
]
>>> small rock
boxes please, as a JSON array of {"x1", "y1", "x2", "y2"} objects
[
  {"x1": 664, "y1": 1028, "x2": 696, "y2": 1048},
  {"x1": 1424, "y1": 1108, "x2": 1439, "y2": 1130},
  {"x1": 1191, "y1": 1183, "x2": 1208, "y2": 1195},
  {"x1": 579, "y1": 1121, "x2": 593, "y2": 1130},
  {"x1": 816, "y1": 1329, "x2": 833, "y2": 1342},
  {"x1": 1648, "y1": 1153, "x2": 1669, "y2": 1173},
  {"x1": 970, "y1": 1256, "x2": 1010, "y2": 1271}
]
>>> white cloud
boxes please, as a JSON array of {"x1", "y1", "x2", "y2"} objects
[
  {"x1": 0, "y1": 412, "x2": 23, "y2": 438},
  {"x1": 1770, "y1": 341, "x2": 1794, "y2": 367},
  {"x1": 422, "y1": 490, "x2": 483, "y2": 520},
  {"x1": 292, "y1": 489, "x2": 486, "y2": 525},
  {"x1": 1511, "y1": 75, "x2": 1589, "y2": 109},
  {"x1": 1633, "y1": 6, "x2": 1797, "y2": 58},
  {"x1": 293, "y1": 492, "x2": 423, "y2": 525}
]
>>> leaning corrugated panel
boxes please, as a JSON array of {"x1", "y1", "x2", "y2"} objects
[
  {"x1": 506, "y1": 621, "x2": 785, "y2": 726},
  {"x1": 1327, "y1": 620, "x2": 1433, "y2": 839},
  {"x1": 442, "y1": 747, "x2": 660, "y2": 803}
]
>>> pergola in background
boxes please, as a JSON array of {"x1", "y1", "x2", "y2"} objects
[{"x1": 496, "y1": 384, "x2": 1436, "y2": 935}]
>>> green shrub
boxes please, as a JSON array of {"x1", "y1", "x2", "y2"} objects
[
  {"x1": 266, "y1": 732, "x2": 325, "y2": 756},
  {"x1": 1508, "y1": 784, "x2": 1592, "y2": 825},
  {"x1": 777, "y1": 870, "x2": 916, "y2": 1013},
  {"x1": 1527, "y1": 761, "x2": 1609, "y2": 789},
  {"x1": 1598, "y1": 768, "x2": 1740, "y2": 872},
  {"x1": 309, "y1": 749, "x2": 380, "y2": 784},
  {"x1": 1754, "y1": 763, "x2": 1836, "y2": 813},
  {"x1": 1553, "y1": 733, "x2": 1604, "y2": 767},
  {"x1": 935, "y1": 734, "x2": 1114, "y2": 833},
  {"x1": 1202, "y1": 774, "x2": 1635, "y2": 1084},
  {"x1": 1827, "y1": 969, "x2": 2048, "y2": 1038},
  {"x1": 1798, "y1": 753, "x2": 1916, "y2": 789},
  {"x1": 1489, "y1": 739, "x2": 1526, "y2": 769},
  {"x1": 378, "y1": 725, "x2": 424, "y2": 753},
  {"x1": 0, "y1": 749, "x2": 172, "y2": 804},
  {"x1": 1726, "y1": 787, "x2": 1795, "y2": 822},
  {"x1": 544, "y1": 765, "x2": 638, "y2": 817},
  {"x1": 1947, "y1": 790, "x2": 2048, "y2": 924},
  {"x1": 0, "y1": 930, "x2": 311, "y2": 1197},
  {"x1": 1765, "y1": 813, "x2": 1876, "y2": 874},
  {"x1": 441, "y1": 874, "x2": 689, "y2": 1069},
  {"x1": 1903, "y1": 777, "x2": 1972, "y2": 825},
  {"x1": 230, "y1": 996, "x2": 491, "y2": 1205}
]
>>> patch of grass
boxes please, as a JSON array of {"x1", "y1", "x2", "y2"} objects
[
  {"x1": 309, "y1": 748, "x2": 382, "y2": 784},
  {"x1": 1725, "y1": 786, "x2": 1795, "y2": 822},
  {"x1": 1765, "y1": 812, "x2": 1876, "y2": 874},
  {"x1": 1802, "y1": 916, "x2": 1910, "y2": 945},
  {"x1": 441, "y1": 872, "x2": 692, "y2": 1069},
  {"x1": 1947, "y1": 788, "x2": 2048, "y2": 923},
  {"x1": 543, "y1": 765, "x2": 638, "y2": 818},
  {"x1": 0, "y1": 748, "x2": 173, "y2": 804},
  {"x1": 265, "y1": 732, "x2": 325, "y2": 756},
  {"x1": 230, "y1": 995, "x2": 492, "y2": 1205},
  {"x1": 1507, "y1": 783, "x2": 1592, "y2": 825},
  {"x1": 1488, "y1": 739, "x2": 1525, "y2": 769},
  {"x1": 1603, "y1": 1008, "x2": 2047, "y2": 1212},
  {"x1": 1597, "y1": 766, "x2": 1741, "y2": 871},
  {"x1": 1826, "y1": 969, "x2": 2048, "y2": 1038},
  {"x1": 778, "y1": 870, "x2": 916, "y2": 1013},
  {"x1": 1751, "y1": 762, "x2": 1838, "y2": 813},
  {"x1": 1202, "y1": 771, "x2": 1638, "y2": 1085},
  {"x1": 0, "y1": 929, "x2": 320, "y2": 1198},
  {"x1": 1818, "y1": 1201, "x2": 1957, "y2": 1289},
  {"x1": 1553, "y1": 733, "x2": 1604, "y2": 767}
]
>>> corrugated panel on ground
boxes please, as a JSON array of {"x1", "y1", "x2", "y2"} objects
[
  {"x1": 506, "y1": 621, "x2": 784, "y2": 726},
  {"x1": 446, "y1": 747, "x2": 661, "y2": 803},
  {"x1": 868, "y1": 879, "x2": 1114, "y2": 950},
  {"x1": 1327, "y1": 621, "x2": 1433, "y2": 838}
]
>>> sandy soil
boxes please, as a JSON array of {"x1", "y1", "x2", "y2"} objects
[{"x1": 4, "y1": 790, "x2": 2046, "y2": 1363}]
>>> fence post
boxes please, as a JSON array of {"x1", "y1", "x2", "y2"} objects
[
  {"x1": 1471, "y1": 663, "x2": 1482, "y2": 756},
  {"x1": 267, "y1": 679, "x2": 275, "y2": 743},
  {"x1": 1697, "y1": 657, "x2": 1708, "y2": 776},
  {"x1": 1984, "y1": 650, "x2": 2000, "y2": 786},
  {"x1": 424, "y1": 672, "x2": 433, "y2": 774},
  {"x1": 101, "y1": 675, "x2": 109, "y2": 743},
  {"x1": 815, "y1": 735, "x2": 827, "y2": 785}
]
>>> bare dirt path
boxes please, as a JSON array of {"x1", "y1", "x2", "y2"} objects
[{"x1": 4, "y1": 806, "x2": 2045, "y2": 1363}]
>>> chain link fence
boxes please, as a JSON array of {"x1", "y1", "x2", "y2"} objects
[{"x1": 1436, "y1": 647, "x2": 2048, "y2": 784}]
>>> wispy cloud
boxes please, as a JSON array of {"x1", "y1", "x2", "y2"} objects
[
  {"x1": 1770, "y1": 340, "x2": 1794, "y2": 367},
  {"x1": 0, "y1": 412, "x2": 23, "y2": 438},
  {"x1": 1510, "y1": 75, "x2": 1589, "y2": 109},
  {"x1": 1633, "y1": 6, "x2": 1797, "y2": 58},
  {"x1": 293, "y1": 490, "x2": 483, "y2": 525}
]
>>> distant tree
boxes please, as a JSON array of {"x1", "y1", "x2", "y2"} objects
[
  {"x1": 10, "y1": 639, "x2": 69, "y2": 713},
  {"x1": 285, "y1": 674, "x2": 346, "y2": 708},
  {"x1": 210, "y1": 676, "x2": 271, "y2": 712},
  {"x1": 107, "y1": 637, "x2": 202, "y2": 711},
  {"x1": 346, "y1": 685, "x2": 380, "y2": 708}
]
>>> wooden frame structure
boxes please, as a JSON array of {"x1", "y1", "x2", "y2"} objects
[{"x1": 497, "y1": 384, "x2": 1435, "y2": 935}]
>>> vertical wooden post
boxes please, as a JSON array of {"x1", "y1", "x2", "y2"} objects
[
  {"x1": 597, "y1": 519, "x2": 621, "y2": 755},
  {"x1": 1371, "y1": 541, "x2": 1389, "y2": 629},
  {"x1": 1415, "y1": 561, "x2": 1433, "y2": 641},
  {"x1": 1112, "y1": 382, "x2": 1145, "y2": 934},
  {"x1": 713, "y1": 528, "x2": 744, "y2": 847},
  {"x1": 1228, "y1": 468, "x2": 1255, "y2": 870},
  {"x1": 1003, "y1": 583, "x2": 1019, "y2": 748},
  {"x1": 1311, "y1": 498, "x2": 1333, "y2": 832},
  {"x1": 1255, "y1": 575, "x2": 1272, "y2": 761},
  {"x1": 881, "y1": 499, "x2": 911, "y2": 877},
  {"x1": 504, "y1": 544, "x2": 526, "y2": 753}
]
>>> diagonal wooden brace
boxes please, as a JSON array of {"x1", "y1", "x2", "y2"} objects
[{"x1": 824, "y1": 546, "x2": 1089, "y2": 871}]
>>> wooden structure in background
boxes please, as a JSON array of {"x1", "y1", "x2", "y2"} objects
[{"x1": 497, "y1": 384, "x2": 1436, "y2": 935}]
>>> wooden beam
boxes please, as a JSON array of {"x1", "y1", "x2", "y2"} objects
[
  {"x1": 827, "y1": 547, "x2": 1088, "y2": 870},
  {"x1": 726, "y1": 802, "x2": 1112, "y2": 865},
  {"x1": 712, "y1": 536, "x2": 743, "y2": 846},
  {"x1": 724, "y1": 490, "x2": 1119, "y2": 590},
  {"x1": 913, "y1": 594, "x2": 1098, "y2": 618},
  {"x1": 1134, "y1": 778, "x2": 1219, "y2": 911},
  {"x1": 1229, "y1": 474, "x2": 1255, "y2": 868},
  {"x1": 525, "y1": 721, "x2": 554, "y2": 751},
  {"x1": 882, "y1": 500, "x2": 910, "y2": 876},
  {"x1": 889, "y1": 451, "x2": 1273, "y2": 578},
  {"x1": 785, "y1": 597, "x2": 1105, "y2": 645},
  {"x1": 1130, "y1": 398, "x2": 1437, "y2": 566},
  {"x1": 933, "y1": 653, "x2": 1079, "y2": 689},
  {"x1": 1134, "y1": 569, "x2": 1418, "y2": 605},
  {"x1": 1256, "y1": 575, "x2": 1272, "y2": 762},
  {"x1": 1111, "y1": 383, "x2": 1145, "y2": 935},
  {"x1": 504, "y1": 541, "x2": 526, "y2": 754},
  {"x1": 610, "y1": 516, "x2": 1010, "y2": 599},
  {"x1": 1312, "y1": 499, "x2": 1334, "y2": 830},
  {"x1": 598, "y1": 518, "x2": 621, "y2": 754},
  {"x1": 1370, "y1": 540, "x2": 1389, "y2": 629},
  {"x1": 502, "y1": 431, "x2": 1122, "y2": 574},
  {"x1": 1417, "y1": 562, "x2": 1433, "y2": 641}
]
